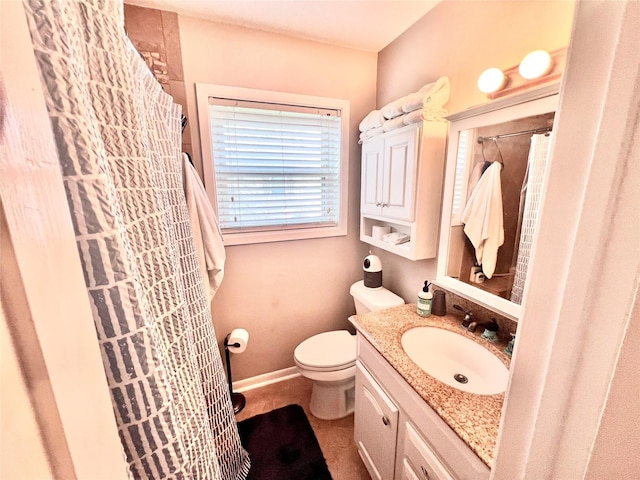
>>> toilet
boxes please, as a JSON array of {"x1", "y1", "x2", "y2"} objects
[{"x1": 294, "y1": 280, "x2": 404, "y2": 420}]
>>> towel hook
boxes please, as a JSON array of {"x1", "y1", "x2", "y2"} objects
[
  {"x1": 479, "y1": 137, "x2": 504, "y2": 169},
  {"x1": 492, "y1": 138, "x2": 505, "y2": 168}
]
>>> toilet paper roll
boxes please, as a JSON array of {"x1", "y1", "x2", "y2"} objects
[
  {"x1": 227, "y1": 328, "x2": 249, "y2": 354},
  {"x1": 372, "y1": 225, "x2": 391, "y2": 240}
]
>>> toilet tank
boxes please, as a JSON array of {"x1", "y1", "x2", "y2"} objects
[{"x1": 350, "y1": 280, "x2": 404, "y2": 314}]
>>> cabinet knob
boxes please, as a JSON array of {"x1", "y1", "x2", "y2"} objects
[
  {"x1": 421, "y1": 466, "x2": 431, "y2": 480},
  {"x1": 375, "y1": 202, "x2": 382, "y2": 207},
  {"x1": 381, "y1": 415, "x2": 389, "y2": 426}
]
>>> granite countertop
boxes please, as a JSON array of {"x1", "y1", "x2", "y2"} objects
[{"x1": 349, "y1": 303, "x2": 511, "y2": 468}]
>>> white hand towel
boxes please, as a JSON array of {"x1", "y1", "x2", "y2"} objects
[
  {"x1": 183, "y1": 154, "x2": 226, "y2": 300},
  {"x1": 461, "y1": 161, "x2": 504, "y2": 278}
]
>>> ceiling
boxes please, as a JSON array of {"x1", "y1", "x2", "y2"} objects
[{"x1": 124, "y1": 0, "x2": 442, "y2": 52}]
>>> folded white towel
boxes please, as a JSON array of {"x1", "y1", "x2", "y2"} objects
[
  {"x1": 383, "y1": 115, "x2": 407, "y2": 132},
  {"x1": 422, "y1": 107, "x2": 449, "y2": 121},
  {"x1": 400, "y1": 107, "x2": 449, "y2": 127},
  {"x1": 402, "y1": 109, "x2": 423, "y2": 126},
  {"x1": 183, "y1": 154, "x2": 226, "y2": 301},
  {"x1": 359, "y1": 109, "x2": 386, "y2": 132},
  {"x1": 402, "y1": 76, "x2": 451, "y2": 113},
  {"x1": 461, "y1": 161, "x2": 504, "y2": 279},
  {"x1": 381, "y1": 95, "x2": 410, "y2": 120},
  {"x1": 359, "y1": 126, "x2": 385, "y2": 143},
  {"x1": 399, "y1": 91, "x2": 425, "y2": 115}
]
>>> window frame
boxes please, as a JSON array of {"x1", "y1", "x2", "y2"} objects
[{"x1": 196, "y1": 83, "x2": 350, "y2": 246}]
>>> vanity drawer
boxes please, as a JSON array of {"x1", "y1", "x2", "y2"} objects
[{"x1": 398, "y1": 421, "x2": 454, "y2": 480}]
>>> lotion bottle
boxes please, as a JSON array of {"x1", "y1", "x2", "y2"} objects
[{"x1": 417, "y1": 281, "x2": 433, "y2": 317}]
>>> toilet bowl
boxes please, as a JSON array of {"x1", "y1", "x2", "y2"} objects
[{"x1": 294, "y1": 280, "x2": 404, "y2": 420}]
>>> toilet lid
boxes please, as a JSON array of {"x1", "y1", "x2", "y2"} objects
[{"x1": 295, "y1": 330, "x2": 356, "y2": 369}]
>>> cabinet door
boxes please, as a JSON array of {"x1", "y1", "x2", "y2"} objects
[
  {"x1": 355, "y1": 361, "x2": 399, "y2": 480},
  {"x1": 397, "y1": 458, "x2": 421, "y2": 480},
  {"x1": 361, "y1": 137, "x2": 384, "y2": 216},
  {"x1": 381, "y1": 127, "x2": 417, "y2": 221},
  {"x1": 397, "y1": 422, "x2": 454, "y2": 480}
]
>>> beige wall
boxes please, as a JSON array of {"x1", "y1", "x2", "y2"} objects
[
  {"x1": 179, "y1": 16, "x2": 376, "y2": 380},
  {"x1": 176, "y1": 1, "x2": 574, "y2": 380},
  {"x1": 373, "y1": 0, "x2": 575, "y2": 303}
]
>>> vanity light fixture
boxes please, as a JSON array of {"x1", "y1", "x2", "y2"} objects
[
  {"x1": 477, "y1": 67, "x2": 507, "y2": 94},
  {"x1": 518, "y1": 50, "x2": 553, "y2": 80},
  {"x1": 478, "y1": 47, "x2": 566, "y2": 99}
]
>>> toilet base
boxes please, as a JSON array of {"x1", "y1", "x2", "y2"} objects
[{"x1": 308, "y1": 377, "x2": 356, "y2": 420}]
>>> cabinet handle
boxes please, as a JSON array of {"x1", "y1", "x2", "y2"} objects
[
  {"x1": 421, "y1": 466, "x2": 431, "y2": 480},
  {"x1": 381, "y1": 415, "x2": 389, "y2": 426},
  {"x1": 375, "y1": 202, "x2": 382, "y2": 207},
  {"x1": 381, "y1": 203, "x2": 388, "y2": 207}
]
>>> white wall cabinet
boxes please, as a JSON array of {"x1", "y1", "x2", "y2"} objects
[
  {"x1": 355, "y1": 334, "x2": 490, "y2": 480},
  {"x1": 360, "y1": 121, "x2": 448, "y2": 260},
  {"x1": 361, "y1": 127, "x2": 417, "y2": 222}
]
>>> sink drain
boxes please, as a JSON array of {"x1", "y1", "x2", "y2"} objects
[{"x1": 453, "y1": 373, "x2": 468, "y2": 384}]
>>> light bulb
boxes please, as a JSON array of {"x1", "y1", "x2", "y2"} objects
[
  {"x1": 519, "y1": 50, "x2": 553, "y2": 80},
  {"x1": 477, "y1": 68, "x2": 506, "y2": 94}
]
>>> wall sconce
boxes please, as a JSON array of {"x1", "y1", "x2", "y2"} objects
[{"x1": 478, "y1": 48, "x2": 566, "y2": 99}]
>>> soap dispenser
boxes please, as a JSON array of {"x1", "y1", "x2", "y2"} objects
[
  {"x1": 417, "y1": 281, "x2": 433, "y2": 317},
  {"x1": 505, "y1": 333, "x2": 516, "y2": 357}
]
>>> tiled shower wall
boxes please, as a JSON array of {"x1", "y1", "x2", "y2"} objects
[{"x1": 123, "y1": 4, "x2": 192, "y2": 158}]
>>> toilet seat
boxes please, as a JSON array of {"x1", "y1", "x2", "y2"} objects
[{"x1": 294, "y1": 330, "x2": 356, "y2": 371}]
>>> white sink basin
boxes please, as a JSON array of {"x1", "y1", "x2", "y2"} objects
[{"x1": 401, "y1": 326, "x2": 508, "y2": 395}]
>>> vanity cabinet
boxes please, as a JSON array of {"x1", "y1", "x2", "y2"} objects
[
  {"x1": 354, "y1": 362, "x2": 399, "y2": 480},
  {"x1": 355, "y1": 334, "x2": 490, "y2": 480},
  {"x1": 360, "y1": 121, "x2": 448, "y2": 260}
]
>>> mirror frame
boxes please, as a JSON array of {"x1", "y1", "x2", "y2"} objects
[{"x1": 436, "y1": 84, "x2": 560, "y2": 320}]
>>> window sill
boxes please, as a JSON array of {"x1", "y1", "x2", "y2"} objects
[{"x1": 222, "y1": 224, "x2": 347, "y2": 246}]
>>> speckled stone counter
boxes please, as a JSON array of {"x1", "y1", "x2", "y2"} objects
[{"x1": 349, "y1": 303, "x2": 511, "y2": 468}]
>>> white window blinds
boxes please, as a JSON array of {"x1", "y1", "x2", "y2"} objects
[
  {"x1": 208, "y1": 100, "x2": 342, "y2": 233},
  {"x1": 451, "y1": 129, "x2": 471, "y2": 225}
]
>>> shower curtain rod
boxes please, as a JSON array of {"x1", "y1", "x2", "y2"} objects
[{"x1": 477, "y1": 126, "x2": 552, "y2": 143}]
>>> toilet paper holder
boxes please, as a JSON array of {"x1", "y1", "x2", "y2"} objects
[{"x1": 224, "y1": 332, "x2": 247, "y2": 414}]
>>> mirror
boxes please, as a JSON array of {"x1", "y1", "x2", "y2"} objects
[{"x1": 436, "y1": 85, "x2": 559, "y2": 320}]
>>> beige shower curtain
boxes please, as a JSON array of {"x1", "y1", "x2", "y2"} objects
[{"x1": 22, "y1": 0, "x2": 250, "y2": 478}]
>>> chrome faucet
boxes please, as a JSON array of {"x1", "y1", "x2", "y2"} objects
[
  {"x1": 467, "y1": 320, "x2": 480, "y2": 332},
  {"x1": 467, "y1": 318, "x2": 499, "y2": 335},
  {"x1": 453, "y1": 304, "x2": 474, "y2": 328}
]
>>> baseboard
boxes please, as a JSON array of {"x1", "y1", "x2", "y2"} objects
[{"x1": 233, "y1": 366, "x2": 301, "y2": 393}]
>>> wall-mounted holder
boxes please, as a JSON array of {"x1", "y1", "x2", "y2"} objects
[{"x1": 224, "y1": 333, "x2": 246, "y2": 414}]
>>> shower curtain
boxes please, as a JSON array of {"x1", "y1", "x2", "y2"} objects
[
  {"x1": 23, "y1": 0, "x2": 250, "y2": 478},
  {"x1": 511, "y1": 134, "x2": 552, "y2": 305}
]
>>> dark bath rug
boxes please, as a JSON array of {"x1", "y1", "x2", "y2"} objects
[{"x1": 237, "y1": 404, "x2": 332, "y2": 480}]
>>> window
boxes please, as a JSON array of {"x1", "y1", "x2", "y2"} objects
[{"x1": 196, "y1": 84, "x2": 349, "y2": 245}]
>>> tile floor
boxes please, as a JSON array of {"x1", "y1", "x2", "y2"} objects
[{"x1": 235, "y1": 375, "x2": 371, "y2": 480}]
